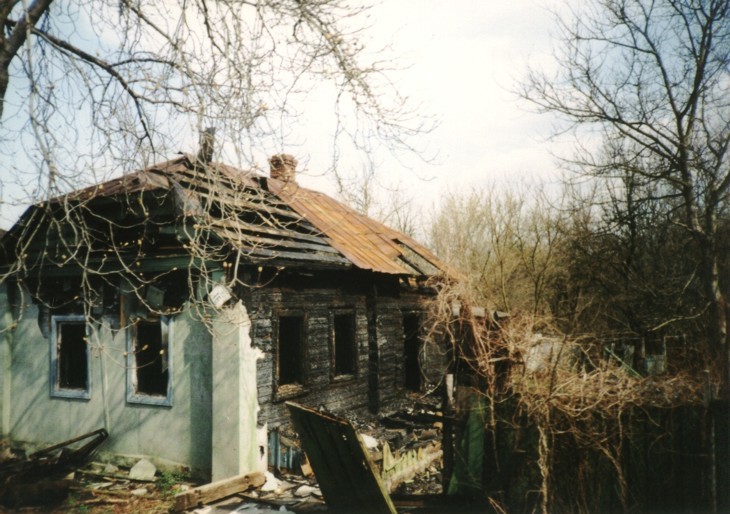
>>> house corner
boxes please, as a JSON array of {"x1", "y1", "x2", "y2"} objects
[{"x1": 211, "y1": 300, "x2": 266, "y2": 482}]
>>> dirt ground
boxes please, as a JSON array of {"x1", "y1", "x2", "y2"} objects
[
  {"x1": 0, "y1": 469, "x2": 184, "y2": 514},
  {"x1": 0, "y1": 455, "x2": 442, "y2": 514},
  {"x1": 0, "y1": 398, "x2": 445, "y2": 513},
  {"x1": 0, "y1": 460, "x2": 327, "y2": 514}
]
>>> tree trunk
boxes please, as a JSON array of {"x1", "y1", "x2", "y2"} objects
[
  {"x1": 0, "y1": 65, "x2": 8, "y2": 121},
  {"x1": 0, "y1": 0, "x2": 55, "y2": 121}
]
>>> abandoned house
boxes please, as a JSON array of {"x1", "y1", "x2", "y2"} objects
[{"x1": 0, "y1": 151, "x2": 448, "y2": 481}]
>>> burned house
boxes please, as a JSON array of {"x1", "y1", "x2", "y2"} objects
[{"x1": 0, "y1": 152, "x2": 447, "y2": 481}]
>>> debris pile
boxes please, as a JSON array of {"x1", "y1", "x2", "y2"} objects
[
  {"x1": 0, "y1": 429, "x2": 108, "y2": 508},
  {"x1": 356, "y1": 400, "x2": 446, "y2": 495},
  {"x1": 271, "y1": 398, "x2": 447, "y2": 499},
  {"x1": 0, "y1": 398, "x2": 450, "y2": 513},
  {"x1": 231, "y1": 471, "x2": 325, "y2": 512}
]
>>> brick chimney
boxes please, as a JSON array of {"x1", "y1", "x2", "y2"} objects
[{"x1": 269, "y1": 154, "x2": 298, "y2": 183}]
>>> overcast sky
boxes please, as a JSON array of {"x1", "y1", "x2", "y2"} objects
[
  {"x1": 297, "y1": 0, "x2": 569, "y2": 215},
  {"x1": 0, "y1": 1, "x2": 569, "y2": 230}
]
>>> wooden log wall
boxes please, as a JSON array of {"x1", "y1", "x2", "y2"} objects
[{"x1": 243, "y1": 271, "x2": 431, "y2": 429}]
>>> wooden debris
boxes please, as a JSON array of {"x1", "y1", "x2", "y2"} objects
[
  {"x1": 172, "y1": 471, "x2": 265, "y2": 512},
  {"x1": 299, "y1": 453, "x2": 313, "y2": 477},
  {"x1": 381, "y1": 441, "x2": 442, "y2": 492},
  {"x1": 0, "y1": 428, "x2": 108, "y2": 489},
  {"x1": 79, "y1": 497, "x2": 129, "y2": 506},
  {"x1": 79, "y1": 487, "x2": 136, "y2": 498},
  {"x1": 77, "y1": 468, "x2": 156, "y2": 482},
  {"x1": 0, "y1": 429, "x2": 109, "y2": 507}
]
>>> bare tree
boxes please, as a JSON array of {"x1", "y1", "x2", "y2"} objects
[
  {"x1": 523, "y1": 0, "x2": 730, "y2": 379},
  {"x1": 552, "y1": 173, "x2": 711, "y2": 346},
  {"x1": 334, "y1": 160, "x2": 421, "y2": 237},
  {"x1": 429, "y1": 185, "x2": 566, "y2": 321},
  {"x1": 0, "y1": 0, "x2": 426, "y2": 211}
]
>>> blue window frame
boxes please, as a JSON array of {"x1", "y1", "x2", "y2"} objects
[
  {"x1": 126, "y1": 316, "x2": 173, "y2": 406},
  {"x1": 50, "y1": 315, "x2": 90, "y2": 400}
]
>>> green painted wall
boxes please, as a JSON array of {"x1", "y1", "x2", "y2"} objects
[{"x1": 1, "y1": 284, "x2": 214, "y2": 475}]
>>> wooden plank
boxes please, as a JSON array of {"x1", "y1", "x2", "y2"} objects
[
  {"x1": 238, "y1": 246, "x2": 351, "y2": 265},
  {"x1": 286, "y1": 402, "x2": 397, "y2": 514},
  {"x1": 218, "y1": 229, "x2": 344, "y2": 255},
  {"x1": 209, "y1": 217, "x2": 325, "y2": 244},
  {"x1": 186, "y1": 187, "x2": 302, "y2": 221},
  {"x1": 172, "y1": 471, "x2": 265, "y2": 512}
]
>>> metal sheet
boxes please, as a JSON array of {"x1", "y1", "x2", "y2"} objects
[
  {"x1": 270, "y1": 181, "x2": 447, "y2": 276},
  {"x1": 286, "y1": 402, "x2": 397, "y2": 514}
]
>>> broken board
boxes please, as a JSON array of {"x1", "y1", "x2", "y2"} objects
[
  {"x1": 172, "y1": 471, "x2": 265, "y2": 512},
  {"x1": 286, "y1": 402, "x2": 397, "y2": 514}
]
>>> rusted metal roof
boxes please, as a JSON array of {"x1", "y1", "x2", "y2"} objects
[
  {"x1": 268, "y1": 180, "x2": 445, "y2": 276},
  {"x1": 8, "y1": 155, "x2": 447, "y2": 277}
]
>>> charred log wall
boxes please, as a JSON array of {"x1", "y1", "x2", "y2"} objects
[
  {"x1": 244, "y1": 270, "x2": 429, "y2": 428},
  {"x1": 250, "y1": 286, "x2": 370, "y2": 427}
]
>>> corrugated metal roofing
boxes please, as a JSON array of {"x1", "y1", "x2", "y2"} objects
[{"x1": 268, "y1": 180, "x2": 444, "y2": 276}]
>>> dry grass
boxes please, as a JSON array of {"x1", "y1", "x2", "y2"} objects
[{"x1": 422, "y1": 280, "x2": 715, "y2": 514}]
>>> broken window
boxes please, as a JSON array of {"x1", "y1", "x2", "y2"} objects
[
  {"x1": 51, "y1": 315, "x2": 90, "y2": 399},
  {"x1": 403, "y1": 313, "x2": 422, "y2": 392},
  {"x1": 332, "y1": 311, "x2": 357, "y2": 378},
  {"x1": 277, "y1": 314, "x2": 305, "y2": 387},
  {"x1": 127, "y1": 316, "x2": 172, "y2": 406}
]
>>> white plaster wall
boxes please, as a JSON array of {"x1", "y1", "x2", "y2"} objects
[
  {"x1": 211, "y1": 301, "x2": 265, "y2": 481},
  {"x1": 4, "y1": 287, "x2": 213, "y2": 475}
]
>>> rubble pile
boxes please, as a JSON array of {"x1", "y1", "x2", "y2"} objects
[{"x1": 0, "y1": 396, "x2": 452, "y2": 513}]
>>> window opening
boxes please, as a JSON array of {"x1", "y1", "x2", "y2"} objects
[
  {"x1": 51, "y1": 316, "x2": 90, "y2": 398},
  {"x1": 333, "y1": 312, "x2": 356, "y2": 377},
  {"x1": 128, "y1": 317, "x2": 171, "y2": 405},
  {"x1": 403, "y1": 313, "x2": 422, "y2": 391},
  {"x1": 278, "y1": 315, "x2": 304, "y2": 386}
]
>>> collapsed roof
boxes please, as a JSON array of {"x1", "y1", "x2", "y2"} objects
[{"x1": 0, "y1": 155, "x2": 445, "y2": 278}]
